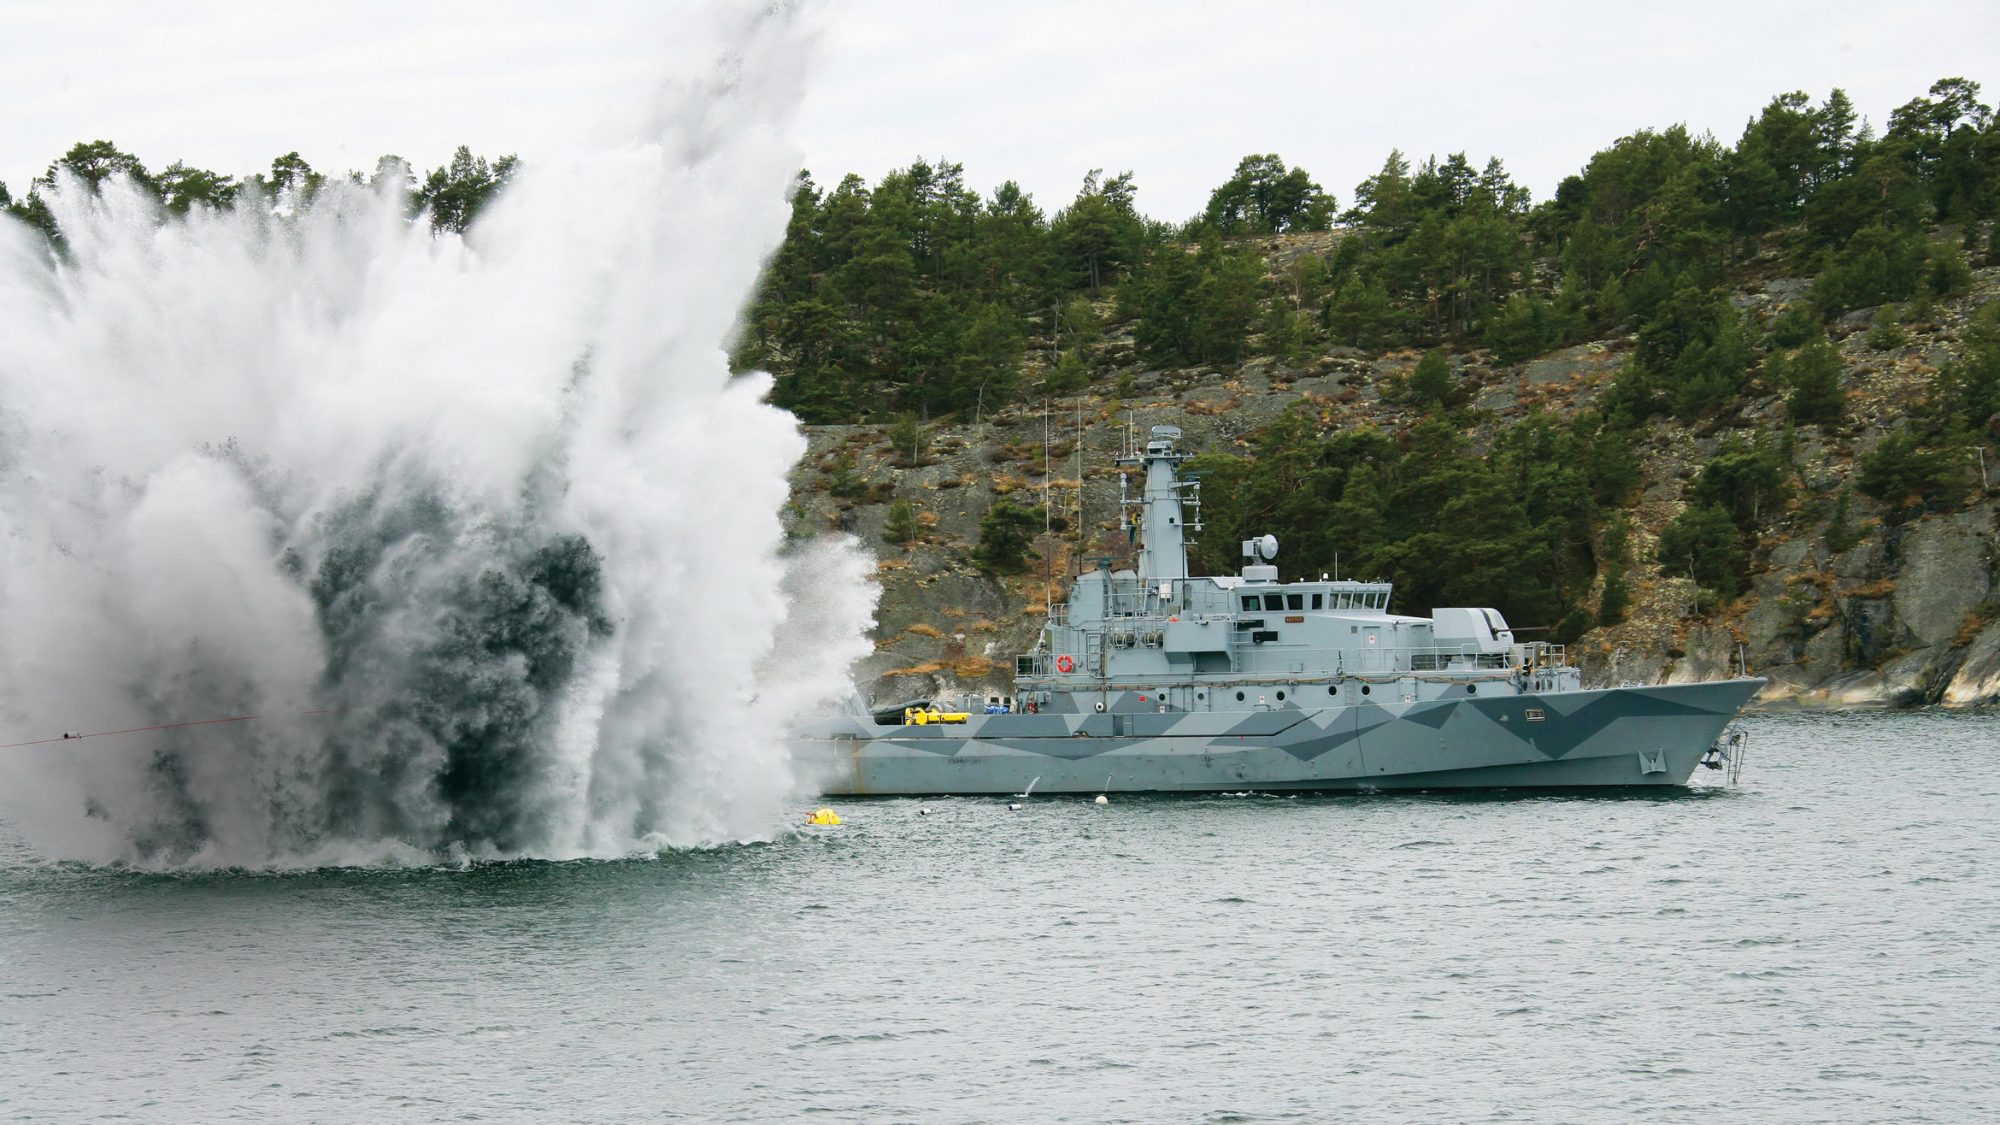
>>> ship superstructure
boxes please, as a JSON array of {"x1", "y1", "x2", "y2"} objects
[{"x1": 790, "y1": 425, "x2": 1760, "y2": 794}]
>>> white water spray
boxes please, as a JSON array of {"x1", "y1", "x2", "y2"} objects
[{"x1": 0, "y1": 8, "x2": 877, "y2": 867}]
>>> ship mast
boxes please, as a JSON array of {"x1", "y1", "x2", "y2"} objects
[{"x1": 1119, "y1": 424, "x2": 1197, "y2": 582}]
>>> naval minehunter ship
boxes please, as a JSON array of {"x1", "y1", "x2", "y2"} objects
[{"x1": 790, "y1": 424, "x2": 1761, "y2": 794}]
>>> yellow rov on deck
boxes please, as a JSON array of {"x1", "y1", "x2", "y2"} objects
[{"x1": 902, "y1": 707, "x2": 971, "y2": 726}]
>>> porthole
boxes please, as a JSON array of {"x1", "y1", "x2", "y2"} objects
[
  {"x1": 1197, "y1": 692, "x2": 1206, "y2": 701},
  {"x1": 1467, "y1": 684, "x2": 1478, "y2": 695},
  {"x1": 1235, "y1": 691, "x2": 1245, "y2": 702},
  {"x1": 1360, "y1": 685, "x2": 1371, "y2": 696},
  {"x1": 1275, "y1": 690, "x2": 1286, "y2": 701},
  {"x1": 1328, "y1": 685, "x2": 1338, "y2": 696}
]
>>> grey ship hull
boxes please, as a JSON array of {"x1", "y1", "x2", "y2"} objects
[{"x1": 791, "y1": 679, "x2": 1762, "y2": 795}]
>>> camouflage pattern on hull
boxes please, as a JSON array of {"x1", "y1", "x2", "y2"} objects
[{"x1": 790, "y1": 680, "x2": 1762, "y2": 795}]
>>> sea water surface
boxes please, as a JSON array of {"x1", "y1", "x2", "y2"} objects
[{"x1": 2, "y1": 710, "x2": 1995, "y2": 1123}]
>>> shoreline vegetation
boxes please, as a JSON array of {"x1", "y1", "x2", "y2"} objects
[{"x1": 5, "y1": 76, "x2": 1997, "y2": 708}]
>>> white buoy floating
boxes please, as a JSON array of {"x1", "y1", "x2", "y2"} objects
[
  {"x1": 918, "y1": 808, "x2": 931, "y2": 816},
  {"x1": 1008, "y1": 802, "x2": 1022, "y2": 811},
  {"x1": 1094, "y1": 794, "x2": 1109, "y2": 805}
]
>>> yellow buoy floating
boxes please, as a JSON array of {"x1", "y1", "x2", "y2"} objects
[{"x1": 805, "y1": 808, "x2": 842, "y2": 826}]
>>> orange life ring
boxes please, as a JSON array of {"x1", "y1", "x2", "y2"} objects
[{"x1": 1056, "y1": 654, "x2": 1075, "y2": 673}]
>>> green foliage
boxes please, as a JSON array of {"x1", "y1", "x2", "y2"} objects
[
  {"x1": 3, "y1": 188, "x2": 56, "y2": 240},
  {"x1": 1926, "y1": 241, "x2": 1974, "y2": 297},
  {"x1": 1614, "y1": 287, "x2": 1754, "y2": 421},
  {"x1": 952, "y1": 303, "x2": 1026, "y2": 419},
  {"x1": 1884, "y1": 77, "x2": 1992, "y2": 222},
  {"x1": 157, "y1": 162, "x2": 237, "y2": 214},
  {"x1": 1186, "y1": 403, "x2": 1629, "y2": 635},
  {"x1": 1597, "y1": 516, "x2": 1633, "y2": 625},
  {"x1": 43, "y1": 140, "x2": 154, "y2": 194},
  {"x1": 1767, "y1": 302, "x2": 1822, "y2": 348},
  {"x1": 1811, "y1": 225, "x2": 1930, "y2": 313},
  {"x1": 752, "y1": 160, "x2": 1054, "y2": 421},
  {"x1": 1825, "y1": 485, "x2": 1861, "y2": 554},
  {"x1": 1339, "y1": 151, "x2": 1534, "y2": 340},
  {"x1": 1484, "y1": 288, "x2": 1584, "y2": 363},
  {"x1": 1052, "y1": 169, "x2": 1148, "y2": 292},
  {"x1": 1929, "y1": 301, "x2": 2000, "y2": 436},
  {"x1": 1397, "y1": 349, "x2": 1458, "y2": 409},
  {"x1": 1857, "y1": 427, "x2": 1960, "y2": 516},
  {"x1": 1691, "y1": 435, "x2": 1791, "y2": 529},
  {"x1": 1778, "y1": 337, "x2": 1847, "y2": 424},
  {"x1": 1598, "y1": 564, "x2": 1631, "y2": 625},
  {"x1": 1657, "y1": 504, "x2": 1748, "y2": 599},
  {"x1": 883, "y1": 499, "x2": 919, "y2": 546},
  {"x1": 1046, "y1": 348, "x2": 1090, "y2": 394},
  {"x1": 12, "y1": 70, "x2": 1999, "y2": 441},
  {"x1": 1259, "y1": 300, "x2": 1317, "y2": 364},
  {"x1": 418, "y1": 146, "x2": 518, "y2": 234},
  {"x1": 824, "y1": 451, "x2": 865, "y2": 500},
  {"x1": 1058, "y1": 296, "x2": 1100, "y2": 350},
  {"x1": 1323, "y1": 277, "x2": 1403, "y2": 349},
  {"x1": 1291, "y1": 251, "x2": 1337, "y2": 310},
  {"x1": 244, "y1": 151, "x2": 326, "y2": 201},
  {"x1": 1124, "y1": 241, "x2": 1264, "y2": 366},
  {"x1": 1575, "y1": 414, "x2": 1643, "y2": 506},
  {"x1": 888, "y1": 413, "x2": 926, "y2": 467},
  {"x1": 1866, "y1": 306, "x2": 1907, "y2": 350},
  {"x1": 973, "y1": 501, "x2": 1044, "y2": 573},
  {"x1": 1202, "y1": 154, "x2": 1335, "y2": 235}
]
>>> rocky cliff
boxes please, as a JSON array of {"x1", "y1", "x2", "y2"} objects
[{"x1": 784, "y1": 246, "x2": 2000, "y2": 712}]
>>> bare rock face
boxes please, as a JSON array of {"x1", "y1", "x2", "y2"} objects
[
  {"x1": 1665, "y1": 621, "x2": 1742, "y2": 683},
  {"x1": 1778, "y1": 648, "x2": 1940, "y2": 709},
  {"x1": 1520, "y1": 344, "x2": 1611, "y2": 386},
  {"x1": 1891, "y1": 512, "x2": 1995, "y2": 649},
  {"x1": 1942, "y1": 620, "x2": 2000, "y2": 706}
]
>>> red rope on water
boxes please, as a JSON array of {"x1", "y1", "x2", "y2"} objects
[{"x1": 0, "y1": 709, "x2": 332, "y2": 751}]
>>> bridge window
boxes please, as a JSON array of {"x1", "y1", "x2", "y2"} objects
[
  {"x1": 1263, "y1": 594, "x2": 1284, "y2": 611},
  {"x1": 1240, "y1": 596, "x2": 1257, "y2": 611},
  {"x1": 1286, "y1": 594, "x2": 1303, "y2": 610},
  {"x1": 1311, "y1": 594, "x2": 1323, "y2": 609}
]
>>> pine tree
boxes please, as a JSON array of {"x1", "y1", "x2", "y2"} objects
[
  {"x1": 883, "y1": 499, "x2": 919, "y2": 546},
  {"x1": 1401, "y1": 349, "x2": 1456, "y2": 408},
  {"x1": 1784, "y1": 338, "x2": 1847, "y2": 424},
  {"x1": 1657, "y1": 504, "x2": 1748, "y2": 599},
  {"x1": 973, "y1": 501, "x2": 1044, "y2": 573}
]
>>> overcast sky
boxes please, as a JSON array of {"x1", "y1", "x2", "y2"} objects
[{"x1": 3, "y1": 1, "x2": 1995, "y2": 222}]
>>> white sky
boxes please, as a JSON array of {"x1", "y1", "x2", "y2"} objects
[{"x1": 2, "y1": 0, "x2": 1995, "y2": 222}]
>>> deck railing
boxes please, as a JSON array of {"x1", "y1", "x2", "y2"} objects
[{"x1": 1017, "y1": 642, "x2": 1566, "y2": 680}]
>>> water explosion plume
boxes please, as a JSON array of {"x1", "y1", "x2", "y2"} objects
[{"x1": 0, "y1": 9, "x2": 877, "y2": 867}]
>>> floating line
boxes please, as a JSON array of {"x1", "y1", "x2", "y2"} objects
[{"x1": 0, "y1": 709, "x2": 331, "y2": 751}]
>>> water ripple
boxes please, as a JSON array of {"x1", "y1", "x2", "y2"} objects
[{"x1": 3, "y1": 711, "x2": 1999, "y2": 1122}]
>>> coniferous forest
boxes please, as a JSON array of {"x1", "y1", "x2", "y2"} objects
[{"x1": 5, "y1": 77, "x2": 1998, "y2": 646}]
